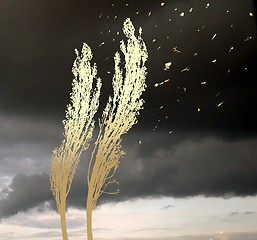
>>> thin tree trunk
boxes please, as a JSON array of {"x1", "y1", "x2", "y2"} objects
[
  {"x1": 60, "y1": 204, "x2": 68, "y2": 240},
  {"x1": 86, "y1": 199, "x2": 93, "y2": 240}
]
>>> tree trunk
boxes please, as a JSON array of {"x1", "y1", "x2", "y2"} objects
[
  {"x1": 60, "y1": 205, "x2": 68, "y2": 240},
  {"x1": 86, "y1": 200, "x2": 93, "y2": 240}
]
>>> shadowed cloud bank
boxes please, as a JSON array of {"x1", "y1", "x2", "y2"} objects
[{"x1": 0, "y1": 133, "x2": 256, "y2": 219}]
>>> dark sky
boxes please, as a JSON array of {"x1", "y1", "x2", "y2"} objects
[
  {"x1": 0, "y1": 0, "x2": 257, "y2": 219},
  {"x1": 1, "y1": 0, "x2": 256, "y2": 135}
]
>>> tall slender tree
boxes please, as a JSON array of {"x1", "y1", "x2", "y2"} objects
[
  {"x1": 86, "y1": 18, "x2": 148, "y2": 240},
  {"x1": 50, "y1": 43, "x2": 101, "y2": 240}
]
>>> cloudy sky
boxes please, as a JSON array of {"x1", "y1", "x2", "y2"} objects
[{"x1": 0, "y1": 0, "x2": 257, "y2": 239}]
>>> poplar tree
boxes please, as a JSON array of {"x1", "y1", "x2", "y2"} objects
[
  {"x1": 86, "y1": 18, "x2": 148, "y2": 240},
  {"x1": 50, "y1": 43, "x2": 101, "y2": 240}
]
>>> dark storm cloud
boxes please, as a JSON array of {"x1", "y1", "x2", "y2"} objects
[
  {"x1": 0, "y1": 114, "x2": 62, "y2": 177},
  {"x1": 0, "y1": 173, "x2": 51, "y2": 219},
  {"x1": 0, "y1": 0, "x2": 256, "y2": 138},
  {"x1": 0, "y1": 0, "x2": 256, "y2": 225},
  {"x1": 1, "y1": 132, "x2": 257, "y2": 219},
  {"x1": 117, "y1": 134, "x2": 257, "y2": 199},
  {"x1": 0, "y1": 114, "x2": 62, "y2": 146}
]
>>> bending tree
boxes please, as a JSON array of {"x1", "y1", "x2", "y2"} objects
[
  {"x1": 50, "y1": 43, "x2": 101, "y2": 240},
  {"x1": 86, "y1": 18, "x2": 148, "y2": 240}
]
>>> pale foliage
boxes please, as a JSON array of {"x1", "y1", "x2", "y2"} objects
[
  {"x1": 87, "y1": 18, "x2": 148, "y2": 210},
  {"x1": 50, "y1": 43, "x2": 102, "y2": 213}
]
